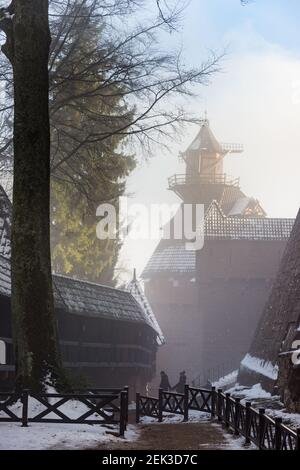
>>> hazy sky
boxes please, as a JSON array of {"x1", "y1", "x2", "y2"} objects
[{"x1": 119, "y1": 0, "x2": 300, "y2": 280}]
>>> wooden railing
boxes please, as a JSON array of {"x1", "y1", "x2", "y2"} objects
[
  {"x1": 136, "y1": 385, "x2": 212, "y2": 424},
  {"x1": 136, "y1": 386, "x2": 300, "y2": 450},
  {"x1": 215, "y1": 389, "x2": 300, "y2": 450},
  {"x1": 0, "y1": 387, "x2": 129, "y2": 436},
  {"x1": 191, "y1": 360, "x2": 240, "y2": 388},
  {"x1": 168, "y1": 174, "x2": 240, "y2": 189}
]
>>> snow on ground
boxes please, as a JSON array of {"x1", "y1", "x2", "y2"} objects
[
  {"x1": 220, "y1": 431, "x2": 256, "y2": 451},
  {"x1": 227, "y1": 383, "x2": 273, "y2": 400},
  {"x1": 213, "y1": 370, "x2": 238, "y2": 390},
  {"x1": 226, "y1": 383, "x2": 300, "y2": 430},
  {"x1": 140, "y1": 409, "x2": 211, "y2": 425},
  {"x1": 240, "y1": 354, "x2": 278, "y2": 380},
  {"x1": 0, "y1": 390, "x2": 139, "y2": 450},
  {"x1": 263, "y1": 408, "x2": 300, "y2": 429},
  {"x1": 0, "y1": 421, "x2": 139, "y2": 450}
]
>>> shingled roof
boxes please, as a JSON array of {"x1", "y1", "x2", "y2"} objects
[
  {"x1": 205, "y1": 201, "x2": 294, "y2": 241},
  {"x1": 142, "y1": 201, "x2": 295, "y2": 277},
  {"x1": 0, "y1": 255, "x2": 157, "y2": 330},
  {"x1": 143, "y1": 241, "x2": 196, "y2": 276},
  {"x1": 0, "y1": 183, "x2": 159, "y2": 331},
  {"x1": 127, "y1": 270, "x2": 165, "y2": 343},
  {"x1": 185, "y1": 120, "x2": 224, "y2": 155},
  {"x1": 0, "y1": 255, "x2": 10, "y2": 296}
]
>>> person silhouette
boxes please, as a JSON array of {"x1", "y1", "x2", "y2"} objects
[
  {"x1": 159, "y1": 371, "x2": 171, "y2": 390},
  {"x1": 173, "y1": 371, "x2": 187, "y2": 394}
]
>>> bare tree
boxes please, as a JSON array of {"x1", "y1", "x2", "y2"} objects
[{"x1": 1, "y1": 0, "x2": 222, "y2": 197}]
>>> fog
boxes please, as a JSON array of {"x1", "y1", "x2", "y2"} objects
[{"x1": 120, "y1": 0, "x2": 300, "y2": 280}]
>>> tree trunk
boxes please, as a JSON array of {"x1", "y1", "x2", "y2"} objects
[{"x1": 10, "y1": 0, "x2": 63, "y2": 390}]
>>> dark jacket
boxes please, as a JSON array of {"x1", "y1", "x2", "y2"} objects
[
  {"x1": 174, "y1": 373, "x2": 187, "y2": 394},
  {"x1": 159, "y1": 372, "x2": 171, "y2": 391}
]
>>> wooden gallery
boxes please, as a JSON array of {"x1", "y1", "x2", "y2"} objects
[{"x1": 0, "y1": 186, "x2": 163, "y2": 393}]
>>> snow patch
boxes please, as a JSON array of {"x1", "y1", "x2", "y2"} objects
[
  {"x1": 222, "y1": 432, "x2": 256, "y2": 450},
  {"x1": 0, "y1": 389, "x2": 139, "y2": 449},
  {"x1": 264, "y1": 408, "x2": 300, "y2": 430},
  {"x1": 240, "y1": 354, "x2": 278, "y2": 380},
  {"x1": 140, "y1": 410, "x2": 211, "y2": 425},
  {"x1": 227, "y1": 383, "x2": 272, "y2": 400},
  {"x1": 213, "y1": 370, "x2": 238, "y2": 389},
  {"x1": 0, "y1": 421, "x2": 139, "y2": 450}
]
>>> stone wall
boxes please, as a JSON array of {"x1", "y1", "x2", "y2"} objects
[{"x1": 238, "y1": 210, "x2": 300, "y2": 397}]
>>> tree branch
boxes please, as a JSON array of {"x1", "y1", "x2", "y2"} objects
[{"x1": 0, "y1": 0, "x2": 15, "y2": 62}]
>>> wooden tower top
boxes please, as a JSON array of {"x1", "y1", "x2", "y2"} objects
[{"x1": 169, "y1": 119, "x2": 244, "y2": 204}]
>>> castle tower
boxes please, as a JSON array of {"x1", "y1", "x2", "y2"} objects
[
  {"x1": 168, "y1": 119, "x2": 265, "y2": 217},
  {"x1": 170, "y1": 119, "x2": 243, "y2": 202},
  {"x1": 142, "y1": 118, "x2": 294, "y2": 388}
]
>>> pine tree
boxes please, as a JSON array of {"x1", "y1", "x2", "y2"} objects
[{"x1": 49, "y1": 2, "x2": 136, "y2": 284}]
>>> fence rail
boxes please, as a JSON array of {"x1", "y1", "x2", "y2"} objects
[
  {"x1": 0, "y1": 387, "x2": 129, "y2": 436},
  {"x1": 136, "y1": 386, "x2": 300, "y2": 450},
  {"x1": 168, "y1": 174, "x2": 240, "y2": 189},
  {"x1": 191, "y1": 360, "x2": 240, "y2": 388}
]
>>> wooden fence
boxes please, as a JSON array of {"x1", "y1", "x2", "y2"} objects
[
  {"x1": 136, "y1": 385, "x2": 212, "y2": 424},
  {"x1": 0, "y1": 387, "x2": 128, "y2": 436},
  {"x1": 136, "y1": 386, "x2": 300, "y2": 450}
]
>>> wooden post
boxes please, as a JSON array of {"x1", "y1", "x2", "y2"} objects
[
  {"x1": 123, "y1": 386, "x2": 129, "y2": 429},
  {"x1": 21, "y1": 389, "x2": 29, "y2": 427},
  {"x1": 135, "y1": 393, "x2": 140, "y2": 424},
  {"x1": 245, "y1": 401, "x2": 252, "y2": 445},
  {"x1": 158, "y1": 388, "x2": 163, "y2": 423},
  {"x1": 119, "y1": 391, "x2": 127, "y2": 437},
  {"x1": 258, "y1": 408, "x2": 265, "y2": 450},
  {"x1": 211, "y1": 386, "x2": 216, "y2": 418},
  {"x1": 225, "y1": 393, "x2": 231, "y2": 428},
  {"x1": 183, "y1": 384, "x2": 189, "y2": 422},
  {"x1": 274, "y1": 417, "x2": 282, "y2": 450},
  {"x1": 234, "y1": 397, "x2": 240, "y2": 436},
  {"x1": 296, "y1": 428, "x2": 300, "y2": 451},
  {"x1": 217, "y1": 389, "x2": 223, "y2": 422}
]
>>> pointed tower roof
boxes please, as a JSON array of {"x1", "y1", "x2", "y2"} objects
[
  {"x1": 127, "y1": 269, "x2": 165, "y2": 345},
  {"x1": 186, "y1": 120, "x2": 224, "y2": 155}
]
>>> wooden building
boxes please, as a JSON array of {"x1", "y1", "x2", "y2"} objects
[
  {"x1": 0, "y1": 186, "x2": 162, "y2": 394},
  {"x1": 142, "y1": 119, "x2": 295, "y2": 387}
]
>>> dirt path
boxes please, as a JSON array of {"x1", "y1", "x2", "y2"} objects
[{"x1": 97, "y1": 421, "x2": 241, "y2": 450}]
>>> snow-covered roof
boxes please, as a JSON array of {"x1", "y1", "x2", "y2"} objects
[
  {"x1": 0, "y1": 184, "x2": 159, "y2": 332},
  {"x1": 127, "y1": 271, "x2": 165, "y2": 344},
  {"x1": 240, "y1": 353, "x2": 279, "y2": 380},
  {"x1": 0, "y1": 255, "x2": 158, "y2": 331},
  {"x1": 0, "y1": 255, "x2": 10, "y2": 296},
  {"x1": 143, "y1": 241, "x2": 196, "y2": 276},
  {"x1": 54, "y1": 275, "x2": 157, "y2": 328},
  {"x1": 205, "y1": 201, "x2": 294, "y2": 241},
  {"x1": 142, "y1": 202, "x2": 294, "y2": 276}
]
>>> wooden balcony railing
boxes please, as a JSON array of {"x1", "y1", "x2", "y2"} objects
[{"x1": 168, "y1": 173, "x2": 240, "y2": 189}]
